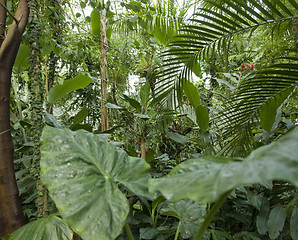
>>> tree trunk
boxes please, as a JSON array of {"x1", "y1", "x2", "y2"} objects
[
  {"x1": 27, "y1": 0, "x2": 47, "y2": 218},
  {"x1": 0, "y1": 0, "x2": 29, "y2": 237},
  {"x1": 100, "y1": 9, "x2": 109, "y2": 132}
]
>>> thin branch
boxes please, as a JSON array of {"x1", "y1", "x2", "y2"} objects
[
  {"x1": 0, "y1": 129, "x2": 11, "y2": 135},
  {"x1": 0, "y1": 2, "x2": 19, "y2": 24}
]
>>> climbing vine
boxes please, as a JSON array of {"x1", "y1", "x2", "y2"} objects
[{"x1": 27, "y1": 0, "x2": 47, "y2": 217}]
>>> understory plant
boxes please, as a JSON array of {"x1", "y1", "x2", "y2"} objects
[
  {"x1": 5, "y1": 125, "x2": 298, "y2": 240},
  {"x1": 1, "y1": 0, "x2": 298, "y2": 239}
]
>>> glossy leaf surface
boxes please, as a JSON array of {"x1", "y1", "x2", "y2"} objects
[
  {"x1": 9, "y1": 214, "x2": 72, "y2": 240},
  {"x1": 161, "y1": 200, "x2": 206, "y2": 239},
  {"x1": 41, "y1": 126, "x2": 151, "y2": 240},
  {"x1": 150, "y1": 129, "x2": 298, "y2": 202}
]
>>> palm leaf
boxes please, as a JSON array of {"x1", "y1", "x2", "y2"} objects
[
  {"x1": 154, "y1": 0, "x2": 298, "y2": 104},
  {"x1": 216, "y1": 57, "x2": 298, "y2": 156}
]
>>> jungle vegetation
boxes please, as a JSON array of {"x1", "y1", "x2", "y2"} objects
[{"x1": 0, "y1": 0, "x2": 297, "y2": 239}]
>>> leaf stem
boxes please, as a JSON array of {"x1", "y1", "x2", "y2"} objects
[
  {"x1": 174, "y1": 221, "x2": 181, "y2": 240},
  {"x1": 194, "y1": 190, "x2": 232, "y2": 240},
  {"x1": 124, "y1": 221, "x2": 135, "y2": 240}
]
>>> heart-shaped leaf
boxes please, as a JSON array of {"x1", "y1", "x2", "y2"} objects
[{"x1": 41, "y1": 126, "x2": 151, "y2": 240}]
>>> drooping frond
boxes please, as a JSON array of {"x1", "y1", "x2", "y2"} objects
[
  {"x1": 216, "y1": 56, "x2": 298, "y2": 156},
  {"x1": 154, "y1": 0, "x2": 298, "y2": 102}
]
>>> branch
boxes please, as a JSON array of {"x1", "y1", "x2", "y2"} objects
[
  {"x1": 0, "y1": 0, "x2": 29, "y2": 65},
  {"x1": 0, "y1": 2, "x2": 19, "y2": 24}
]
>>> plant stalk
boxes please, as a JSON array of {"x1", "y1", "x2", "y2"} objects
[
  {"x1": 194, "y1": 190, "x2": 232, "y2": 240},
  {"x1": 174, "y1": 221, "x2": 181, "y2": 240},
  {"x1": 124, "y1": 221, "x2": 135, "y2": 240}
]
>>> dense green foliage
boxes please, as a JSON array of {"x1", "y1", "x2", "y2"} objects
[{"x1": 3, "y1": 0, "x2": 298, "y2": 239}]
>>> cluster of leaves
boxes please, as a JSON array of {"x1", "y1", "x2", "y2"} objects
[
  {"x1": 6, "y1": 125, "x2": 298, "y2": 240},
  {"x1": 6, "y1": 0, "x2": 298, "y2": 239}
]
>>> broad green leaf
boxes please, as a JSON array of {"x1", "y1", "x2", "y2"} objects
[
  {"x1": 13, "y1": 44, "x2": 30, "y2": 71},
  {"x1": 140, "y1": 227, "x2": 159, "y2": 239},
  {"x1": 259, "y1": 87, "x2": 294, "y2": 132},
  {"x1": 256, "y1": 200, "x2": 270, "y2": 235},
  {"x1": 150, "y1": 128, "x2": 298, "y2": 203},
  {"x1": 91, "y1": 9, "x2": 101, "y2": 36},
  {"x1": 195, "y1": 105, "x2": 209, "y2": 133},
  {"x1": 48, "y1": 74, "x2": 93, "y2": 103},
  {"x1": 256, "y1": 211, "x2": 269, "y2": 235},
  {"x1": 122, "y1": 94, "x2": 141, "y2": 112},
  {"x1": 161, "y1": 200, "x2": 206, "y2": 239},
  {"x1": 9, "y1": 214, "x2": 72, "y2": 240},
  {"x1": 291, "y1": 207, "x2": 298, "y2": 240},
  {"x1": 72, "y1": 108, "x2": 88, "y2": 126},
  {"x1": 166, "y1": 130, "x2": 190, "y2": 144},
  {"x1": 106, "y1": 27, "x2": 113, "y2": 40},
  {"x1": 140, "y1": 81, "x2": 151, "y2": 107},
  {"x1": 268, "y1": 205, "x2": 286, "y2": 239},
  {"x1": 41, "y1": 126, "x2": 152, "y2": 240},
  {"x1": 183, "y1": 81, "x2": 201, "y2": 109}
]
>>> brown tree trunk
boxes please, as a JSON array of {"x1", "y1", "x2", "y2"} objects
[
  {"x1": 100, "y1": 9, "x2": 109, "y2": 132},
  {"x1": 0, "y1": 0, "x2": 29, "y2": 237}
]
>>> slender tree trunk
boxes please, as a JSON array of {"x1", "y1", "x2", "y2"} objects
[
  {"x1": 100, "y1": 9, "x2": 109, "y2": 132},
  {"x1": 0, "y1": 0, "x2": 29, "y2": 237}
]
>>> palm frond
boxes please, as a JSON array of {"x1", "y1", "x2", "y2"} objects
[
  {"x1": 154, "y1": 0, "x2": 298, "y2": 102},
  {"x1": 215, "y1": 57, "x2": 298, "y2": 156}
]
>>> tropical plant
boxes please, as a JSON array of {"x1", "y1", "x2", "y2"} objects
[
  {"x1": 155, "y1": 0, "x2": 298, "y2": 154},
  {"x1": 1, "y1": 0, "x2": 298, "y2": 239},
  {"x1": 6, "y1": 123, "x2": 297, "y2": 240}
]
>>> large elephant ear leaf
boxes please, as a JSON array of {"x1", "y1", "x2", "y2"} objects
[
  {"x1": 150, "y1": 128, "x2": 298, "y2": 203},
  {"x1": 40, "y1": 126, "x2": 152, "y2": 240},
  {"x1": 8, "y1": 214, "x2": 72, "y2": 240}
]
